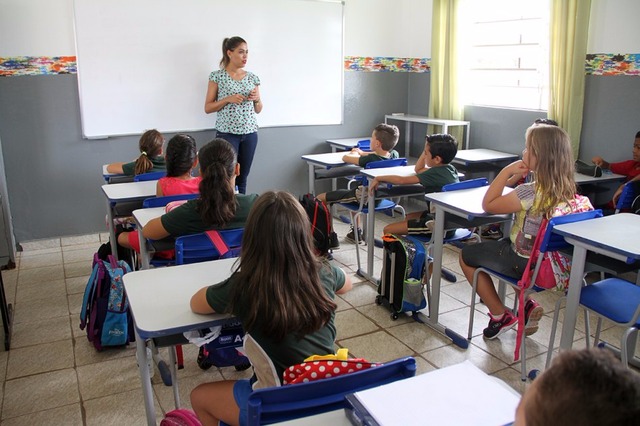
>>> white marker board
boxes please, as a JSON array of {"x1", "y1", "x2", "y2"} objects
[{"x1": 73, "y1": 0, "x2": 344, "y2": 138}]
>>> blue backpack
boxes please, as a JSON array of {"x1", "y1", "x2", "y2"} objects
[{"x1": 80, "y1": 252, "x2": 133, "y2": 350}]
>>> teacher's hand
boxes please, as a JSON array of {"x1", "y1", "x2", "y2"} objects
[
  {"x1": 247, "y1": 87, "x2": 260, "y2": 103},
  {"x1": 226, "y1": 94, "x2": 246, "y2": 105}
]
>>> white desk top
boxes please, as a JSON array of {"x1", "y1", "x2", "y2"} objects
[
  {"x1": 426, "y1": 186, "x2": 513, "y2": 220},
  {"x1": 384, "y1": 114, "x2": 470, "y2": 126},
  {"x1": 123, "y1": 258, "x2": 237, "y2": 338},
  {"x1": 301, "y1": 152, "x2": 354, "y2": 167},
  {"x1": 553, "y1": 213, "x2": 640, "y2": 262},
  {"x1": 325, "y1": 137, "x2": 370, "y2": 149},
  {"x1": 348, "y1": 361, "x2": 519, "y2": 426},
  {"x1": 132, "y1": 207, "x2": 164, "y2": 229},
  {"x1": 101, "y1": 180, "x2": 157, "y2": 201},
  {"x1": 453, "y1": 149, "x2": 519, "y2": 164},
  {"x1": 360, "y1": 165, "x2": 416, "y2": 178},
  {"x1": 574, "y1": 171, "x2": 626, "y2": 184}
]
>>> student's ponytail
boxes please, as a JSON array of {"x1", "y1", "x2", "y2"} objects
[
  {"x1": 134, "y1": 129, "x2": 164, "y2": 175},
  {"x1": 197, "y1": 139, "x2": 237, "y2": 227}
]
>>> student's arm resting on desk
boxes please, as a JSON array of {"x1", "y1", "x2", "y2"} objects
[
  {"x1": 141, "y1": 217, "x2": 170, "y2": 240},
  {"x1": 482, "y1": 161, "x2": 527, "y2": 214},
  {"x1": 369, "y1": 174, "x2": 419, "y2": 193},
  {"x1": 106, "y1": 163, "x2": 125, "y2": 174},
  {"x1": 191, "y1": 287, "x2": 215, "y2": 314},
  {"x1": 591, "y1": 156, "x2": 610, "y2": 170},
  {"x1": 342, "y1": 152, "x2": 362, "y2": 165}
]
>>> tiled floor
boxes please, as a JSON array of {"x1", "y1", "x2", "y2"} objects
[{"x1": 0, "y1": 211, "x2": 637, "y2": 425}]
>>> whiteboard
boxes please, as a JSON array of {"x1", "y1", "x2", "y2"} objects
[{"x1": 73, "y1": 0, "x2": 344, "y2": 138}]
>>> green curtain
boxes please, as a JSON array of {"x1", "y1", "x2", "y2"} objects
[
  {"x1": 549, "y1": 0, "x2": 592, "y2": 158},
  {"x1": 428, "y1": 0, "x2": 464, "y2": 145}
]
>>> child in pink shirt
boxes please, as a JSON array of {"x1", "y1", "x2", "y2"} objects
[{"x1": 157, "y1": 134, "x2": 201, "y2": 196}]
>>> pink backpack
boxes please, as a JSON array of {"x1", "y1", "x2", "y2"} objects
[{"x1": 160, "y1": 409, "x2": 201, "y2": 426}]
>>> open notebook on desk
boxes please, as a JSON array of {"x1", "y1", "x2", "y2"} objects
[{"x1": 344, "y1": 361, "x2": 520, "y2": 426}]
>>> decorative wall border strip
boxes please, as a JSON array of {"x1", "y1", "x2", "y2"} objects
[
  {"x1": 0, "y1": 56, "x2": 77, "y2": 77},
  {"x1": 585, "y1": 53, "x2": 640, "y2": 76},
  {"x1": 344, "y1": 56, "x2": 430, "y2": 73}
]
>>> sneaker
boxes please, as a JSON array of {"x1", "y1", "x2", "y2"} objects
[
  {"x1": 483, "y1": 310, "x2": 517, "y2": 339},
  {"x1": 524, "y1": 299, "x2": 544, "y2": 336},
  {"x1": 481, "y1": 224, "x2": 503, "y2": 240},
  {"x1": 345, "y1": 227, "x2": 364, "y2": 244},
  {"x1": 329, "y1": 231, "x2": 340, "y2": 250}
]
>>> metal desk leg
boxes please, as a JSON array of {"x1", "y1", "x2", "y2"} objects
[
  {"x1": 464, "y1": 123, "x2": 470, "y2": 150},
  {"x1": 404, "y1": 122, "x2": 411, "y2": 158},
  {"x1": 169, "y1": 346, "x2": 180, "y2": 409},
  {"x1": 415, "y1": 206, "x2": 469, "y2": 349},
  {"x1": 0, "y1": 270, "x2": 13, "y2": 350},
  {"x1": 559, "y1": 245, "x2": 587, "y2": 351},
  {"x1": 135, "y1": 329, "x2": 156, "y2": 426},
  {"x1": 307, "y1": 163, "x2": 315, "y2": 194},
  {"x1": 139, "y1": 232, "x2": 150, "y2": 270},
  {"x1": 106, "y1": 198, "x2": 119, "y2": 261}
]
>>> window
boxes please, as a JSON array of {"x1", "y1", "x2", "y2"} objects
[{"x1": 458, "y1": 0, "x2": 550, "y2": 110}]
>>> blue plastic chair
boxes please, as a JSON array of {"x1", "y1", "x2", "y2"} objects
[
  {"x1": 175, "y1": 228, "x2": 244, "y2": 265},
  {"x1": 133, "y1": 170, "x2": 167, "y2": 182},
  {"x1": 245, "y1": 356, "x2": 416, "y2": 425},
  {"x1": 356, "y1": 138, "x2": 371, "y2": 152},
  {"x1": 615, "y1": 181, "x2": 639, "y2": 213},
  {"x1": 142, "y1": 192, "x2": 199, "y2": 208},
  {"x1": 468, "y1": 209, "x2": 604, "y2": 381}
]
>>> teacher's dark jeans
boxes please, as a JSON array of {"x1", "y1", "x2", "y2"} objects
[{"x1": 215, "y1": 131, "x2": 258, "y2": 194}]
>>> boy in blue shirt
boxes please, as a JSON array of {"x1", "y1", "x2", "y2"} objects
[
  {"x1": 369, "y1": 133, "x2": 459, "y2": 237},
  {"x1": 316, "y1": 123, "x2": 400, "y2": 244}
]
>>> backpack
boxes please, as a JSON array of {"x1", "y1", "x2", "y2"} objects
[
  {"x1": 160, "y1": 409, "x2": 201, "y2": 426},
  {"x1": 79, "y1": 250, "x2": 133, "y2": 351},
  {"x1": 299, "y1": 193, "x2": 335, "y2": 256},
  {"x1": 196, "y1": 319, "x2": 250, "y2": 371},
  {"x1": 282, "y1": 348, "x2": 380, "y2": 385}
]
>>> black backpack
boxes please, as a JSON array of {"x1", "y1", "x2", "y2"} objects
[{"x1": 299, "y1": 193, "x2": 333, "y2": 256}]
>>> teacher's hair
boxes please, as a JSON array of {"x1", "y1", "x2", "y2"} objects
[
  {"x1": 220, "y1": 36, "x2": 247, "y2": 69},
  {"x1": 134, "y1": 129, "x2": 164, "y2": 175},
  {"x1": 196, "y1": 138, "x2": 237, "y2": 227}
]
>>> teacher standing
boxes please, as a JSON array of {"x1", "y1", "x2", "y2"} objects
[{"x1": 205, "y1": 36, "x2": 262, "y2": 194}]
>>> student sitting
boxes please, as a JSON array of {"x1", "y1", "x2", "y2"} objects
[
  {"x1": 189, "y1": 191, "x2": 352, "y2": 426},
  {"x1": 106, "y1": 129, "x2": 166, "y2": 176},
  {"x1": 592, "y1": 130, "x2": 640, "y2": 206},
  {"x1": 369, "y1": 134, "x2": 459, "y2": 238},
  {"x1": 316, "y1": 123, "x2": 400, "y2": 244},
  {"x1": 514, "y1": 348, "x2": 640, "y2": 426},
  {"x1": 156, "y1": 134, "x2": 201, "y2": 196},
  {"x1": 117, "y1": 138, "x2": 257, "y2": 254}
]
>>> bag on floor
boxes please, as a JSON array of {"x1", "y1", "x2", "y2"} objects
[
  {"x1": 79, "y1": 252, "x2": 133, "y2": 351},
  {"x1": 160, "y1": 409, "x2": 201, "y2": 426},
  {"x1": 196, "y1": 319, "x2": 250, "y2": 371},
  {"x1": 378, "y1": 234, "x2": 427, "y2": 318},
  {"x1": 299, "y1": 193, "x2": 336, "y2": 256}
]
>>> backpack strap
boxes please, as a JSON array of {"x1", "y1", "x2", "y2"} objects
[
  {"x1": 80, "y1": 257, "x2": 103, "y2": 329},
  {"x1": 205, "y1": 230, "x2": 229, "y2": 257}
]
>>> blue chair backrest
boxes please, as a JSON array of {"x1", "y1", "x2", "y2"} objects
[
  {"x1": 175, "y1": 228, "x2": 244, "y2": 265},
  {"x1": 133, "y1": 170, "x2": 167, "y2": 182},
  {"x1": 442, "y1": 177, "x2": 488, "y2": 192},
  {"x1": 356, "y1": 139, "x2": 371, "y2": 151},
  {"x1": 142, "y1": 192, "x2": 199, "y2": 208},
  {"x1": 615, "y1": 181, "x2": 638, "y2": 212},
  {"x1": 543, "y1": 209, "x2": 603, "y2": 253},
  {"x1": 246, "y1": 356, "x2": 416, "y2": 425},
  {"x1": 364, "y1": 157, "x2": 408, "y2": 170}
]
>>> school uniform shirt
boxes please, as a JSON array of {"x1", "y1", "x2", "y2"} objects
[
  {"x1": 160, "y1": 193, "x2": 258, "y2": 236},
  {"x1": 417, "y1": 164, "x2": 459, "y2": 194},
  {"x1": 205, "y1": 262, "x2": 346, "y2": 382},
  {"x1": 610, "y1": 160, "x2": 640, "y2": 181},
  {"x1": 358, "y1": 150, "x2": 400, "y2": 167},
  {"x1": 158, "y1": 176, "x2": 202, "y2": 196},
  {"x1": 210, "y1": 69, "x2": 260, "y2": 135},
  {"x1": 121, "y1": 156, "x2": 166, "y2": 176}
]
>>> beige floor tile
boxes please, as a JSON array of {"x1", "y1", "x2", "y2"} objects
[
  {"x1": 11, "y1": 316, "x2": 71, "y2": 348},
  {"x1": 0, "y1": 404, "x2": 83, "y2": 426},
  {"x1": 430, "y1": 291, "x2": 468, "y2": 314},
  {"x1": 470, "y1": 331, "x2": 549, "y2": 367},
  {"x1": 19, "y1": 239, "x2": 61, "y2": 251},
  {"x1": 338, "y1": 281, "x2": 378, "y2": 307},
  {"x1": 74, "y1": 337, "x2": 137, "y2": 367},
  {"x1": 355, "y1": 304, "x2": 414, "y2": 329},
  {"x1": 13, "y1": 294, "x2": 70, "y2": 324},
  {"x1": 422, "y1": 343, "x2": 509, "y2": 374},
  {"x1": 17, "y1": 265, "x2": 64, "y2": 286},
  {"x1": 0, "y1": 350, "x2": 8, "y2": 381},
  {"x1": 6, "y1": 339, "x2": 74, "y2": 380},
  {"x1": 153, "y1": 372, "x2": 216, "y2": 413},
  {"x1": 62, "y1": 246, "x2": 98, "y2": 264},
  {"x1": 490, "y1": 367, "x2": 529, "y2": 395},
  {"x1": 412, "y1": 355, "x2": 438, "y2": 375},
  {"x1": 334, "y1": 294, "x2": 352, "y2": 312},
  {"x1": 385, "y1": 322, "x2": 451, "y2": 353},
  {"x1": 439, "y1": 306, "x2": 485, "y2": 339},
  {"x1": 18, "y1": 247, "x2": 61, "y2": 257},
  {"x1": 15, "y1": 278, "x2": 66, "y2": 304},
  {"x1": 67, "y1": 293, "x2": 84, "y2": 316},
  {"x1": 2, "y1": 369, "x2": 79, "y2": 419},
  {"x1": 339, "y1": 331, "x2": 414, "y2": 362},
  {"x1": 335, "y1": 309, "x2": 379, "y2": 340},
  {"x1": 77, "y1": 356, "x2": 142, "y2": 400},
  {"x1": 60, "y1": 234, "x2": 100, "y2": 247},
  {"x1": 1, "y1": 268, "x2": 18, "y2": 288},
  {"x1": 100, "y1": 232, "x2": 111, "y2": 242},
  {"x1": 64, "y1": 260, "x2": 94, "y2": 279},
  {"x1": 66, "y1": 275, "x2": 91, "y2": 295},
  {"x1": 83, "y1": 388, "x2": 163, "y2": 426},
  {"x1": 18, "y1": 252, "x2": 63, "y2": 270}
]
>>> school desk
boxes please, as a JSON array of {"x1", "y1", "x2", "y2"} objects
[
  {"x1": 325, "y1": 137, "x2": 370, "y2": 153},
  {"x1": 132, "y1": 207, "x2": 165, "y2": 270},
  {"x1": 384, "y1": 114, "x2": 471, "y2": 155},
  {"x1": 424, "y1": 186, "x2": 513, "y2": 348},
  {"x1": 300, "y1": 152, "x2": 362, "y2": 194},
  {"x1": 552, "y1": 214, "x2": 640, "y2": 362},
  {"x1": 101, "y1": 180, "x2": 157, "y2": 260},
  {"x1": 123, "y1": 257, "x2": 237, "y2": 426},
  {"x1": 102, "y1": 164, "x2": 133, "y2": 184},
  {"x1": 452, "y1": 148, "x2": 520, "y2": 181}
]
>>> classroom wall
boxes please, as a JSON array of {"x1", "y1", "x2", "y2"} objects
[{"x1": 0, "y1": 0, "x2": 638, "y2": 242}]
